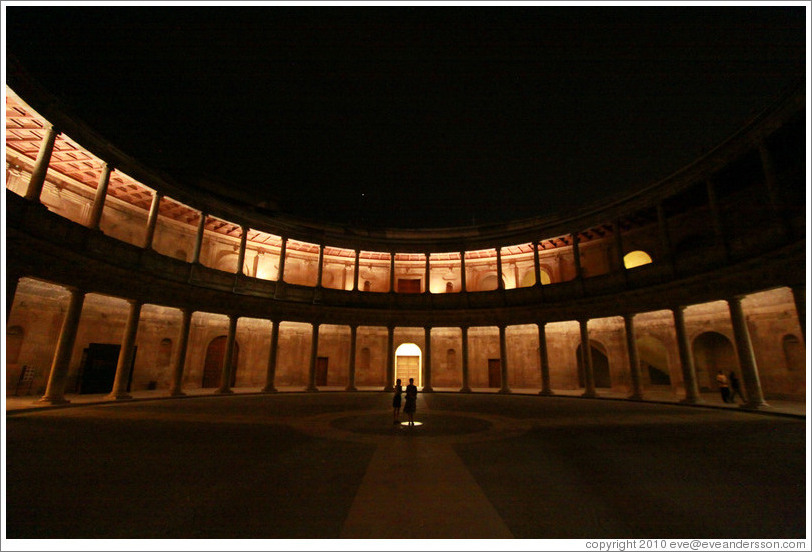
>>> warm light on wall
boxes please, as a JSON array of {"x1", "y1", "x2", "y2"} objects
[{"x1": 624, "y1": 250, "x2": 653, "y2": 269}]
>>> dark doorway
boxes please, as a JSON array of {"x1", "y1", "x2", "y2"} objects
[
  {"x1": 577, "y1": 344, "x2": 612, "y2": 388},
  {"x1": 79, "y1": 343, "x2": 135, "y2": 394},
  {"x1": 202, "y1": 336, "x2": 240, "y2": 388},
  {"x1": 316, "y1": 357, "x2": 328, "y2": 386},
  {"x1": 397, "y1": 279, "x2": 421, "y2": 293},
  {"x1": 488, "y1": 359, "x2": 501, "y2": 388}
]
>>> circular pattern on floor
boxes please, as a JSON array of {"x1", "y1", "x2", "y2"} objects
[
  {"x1": 330, "y1": 413, "x2": 492, "y2": 436},
  {"x1": 288, "y1": 409, "x2": 533, "y2": 445}
]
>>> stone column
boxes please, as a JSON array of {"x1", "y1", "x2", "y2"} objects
[
  {"x1": 538, "y1": 322, "x2": 553, "y2": 396},
  {"x1": 262, "y1": 320, "x2": 280, "y2": 393},
  {"x1": 572, "y1": 233, "x2": 584, "y2": 288},
  {"x1": 6, "y1": 273, "x2": 21, "y2": 320},
  {"x1": 385, "y1": 325, "x2": 395, "y2": 391},
  {"x1": 624, "y1": 313, "x2": 643, "y2": 400},
  {"x1": 169, "y1": 308, "x2": 192, "y2": 397},
  {"x1": 109, "y1": 299, "x2": 142, "y2": 400},
  {"x1": 499, "y1": 325, "x2": 510, "y2": 393},
  {"x1": 791, "y1": 285, "x2": 805, "y2": 340},
  {"x1": 706, "y1": 179, "x2": 729, "y2": 260},
  {"x1": 236, "y1": 226, "x2": 248, "y2": 276},
  {"x1": 87, "y1": 163, "x2": 111, "y2": 230},
  {"x1": 24, "y1": 124, "x2": 58, "y2": 203},
  {"x1": 657, "y1": 203, "x2": 675, "y2": 274},
  {"x1": 216, "y1": 315, "x2": 238, "y2": 394},
  {"x1": 143, "y1": 192, "x2": 162, "y2": 249},
  {"x1": 316, "y1": 244, "x2": 325, "y2": 288},
  {"x1": 39, "y1": 287, "x2": 85, "y2": 405},
  {"x1": 424, "y1": 253, "x2": 431, "y2": 294},
  {"x1": 307, "y1": 322, "x2": 320, "y2": 391},
  {"x1": 496, "y1": 248, "x2": 505, "y2": 291},
  {"x1": 579, "y1": 318, "x2": 596, "y2": 398},
  {"x1": 533, "y1": 241, "x2": 542, "y2": 287},
  {"x1": 728, "y1": 297, "x2": 768, "y2": 409},
  {"x1": 460, "y1": 326, "x2": 471, "y2": 392},
  {"x1": 673, "y1": 306, "x2": 702, "y2": 404},
  {"x1": 460, "y1": 252, "x2": 467, "y2": 292},
  {"x1": 274, "y1": 237, "x2": 286, "y2": 282},
  {"x1": 192, "y1": 213, "x2": 207, "y2": 264},
  {"x1": 422, "y1": 326, "x2": 433, "y2": 391},
  {"x1": 346, "y1": 325, "x2": 358, "y2": 391},
  {"x1": 613, "y1": 220, "x2": 627, "y2": 276},
  {"x1": 353, "y1": 250, "x2": 360, "y2": 291},
  {"x1": 389, "y1": 253, "x2": 396, "y2": 292}
]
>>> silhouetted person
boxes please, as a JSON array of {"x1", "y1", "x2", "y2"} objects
[
  {"x1": 716, "y1": 370, "x2": 731, "y2": 403},
  {"x1": 403, "y1": 377, "x2": 417, "y2": 426},
  {"x1": 729, "y1": 371, "x2": 745, "y2": 404},
  {"x1": 392, "y1": 378, "x2": 402, "y2": 424}
]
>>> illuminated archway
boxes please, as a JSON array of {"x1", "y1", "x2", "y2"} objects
[
  {"x1": 395, "y1": 342, "x2": 422, "y2": 387},
  {"x1": 624, "y1": 250, "x2": 653, "y2": 269}
]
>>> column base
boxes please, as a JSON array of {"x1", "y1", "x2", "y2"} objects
[
  {"x1": 627, "y1": 393, "x2": 644, "y2": 401},
  {"x1": 169, "y1": 390, "x2": 187, "y2": 397},
  {"x1": 261, "y1": 387, "x2": 279, "y2": 394},
  {"x1": 37, "y1": 396, "x2": 70, "y2": 405},
  {"x1": 741, "y1": 400, "x2": 769, "y2": 410},
  {"x1": 215, "y1": 388, "x2": 233, "y2": 395},
  {"x1": 306, "y1": 386, "x2": 319, "y2": 392},
  {"x1": 345, "y1": 386, "x2": 358, "y2": 392},
  {"x1": 499, "y1": 387, "x2": 512, "y2": 394},
  {"x1": 459, "y1": 387, "x2": 472, "y2": 393},
  {"x1": 421, "y1": 386, "x2": 433, "y2": 393},
  {"x1": 680, "y1": 396, "x2": 704, "y2": 405},
  {"x1": 581, "y1": 390, "x2": 597, "y2": 398},
  {"x1": 108, "y1": 393, "x2": 132, "y2": 401},
  {"x1": 539, "y1": 389, "x2": 555, "y2": 396}
]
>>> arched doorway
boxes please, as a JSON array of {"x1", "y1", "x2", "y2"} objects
[
  {"x1": 692, "y1": 331, "x2": 736, "y2": 392},
  {"x1": 479, "y1": 274, "x2": 505, "y2": 291},
  {"x1": 519, "y1": 269, "x2": 552, "y2": 287},
  {"x1": 395, "y1": 343, "x2": 421, "y2": 387},
  {"x1": 577, "y1": 341, "x2": 611, "y2": 388},
  {"x1": 202, "y1": 336, "x2": 240, "y2": 388}
]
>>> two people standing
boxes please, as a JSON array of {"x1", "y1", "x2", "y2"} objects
[{"x1": 392, "y1": 377, "x2": 418, "y2": 426}]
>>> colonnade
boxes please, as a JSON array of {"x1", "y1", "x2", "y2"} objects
[
  {"x1": 28, "y1": 277, "x2": 777, "y2": 411},
  {"x1": 7, "y1": 86, "x2": 803, "y2": 412},
  {"x1": 17, "y1": 116, "x2": 790, "y2": 296}
]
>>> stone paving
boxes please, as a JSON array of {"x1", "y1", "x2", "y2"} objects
[{"x1": 4, "y1": 390, "x2": 807, "y2": 541}]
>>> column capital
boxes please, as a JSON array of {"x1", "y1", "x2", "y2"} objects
[{"x1": 63, "y1": 285, "x2": 86, "y2": 297}]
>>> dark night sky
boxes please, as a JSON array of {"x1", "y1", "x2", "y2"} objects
[{"x1": 5, "y1": 5, "x2": 806, "y2": 229}]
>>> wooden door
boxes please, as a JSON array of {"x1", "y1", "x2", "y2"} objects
[
  {"x1": 397, "y1": 279, "x2": 422, "y2": 293},
  {"x1": 202, "y1": 336, "x2": 240, "y2": 388},
  {"x1": 488, "y1": 359, "x2": 501, "y2": 388},
  {"x1": 316, "y1": 357, "x2": 328, "y2": 387},
  {"x1": 396, "y1": 355, "x2": 420, "y2": 387}
]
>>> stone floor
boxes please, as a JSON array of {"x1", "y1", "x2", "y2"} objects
[{"x1": 3, "y1": 390, "x2": 807, "y2": 542}]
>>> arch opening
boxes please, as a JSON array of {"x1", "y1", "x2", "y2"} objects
[
  {"x1": 395, "y1": 342, "x2": 421, "y2": 387},
  {"x1": 624, "y1": 250, "x2": 653, "y2": 269}
]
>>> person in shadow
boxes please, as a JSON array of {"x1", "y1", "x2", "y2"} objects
[
  {"x1": 403, "y1": 377, "x2": 418, "y2": 426},
  {"x1": 729, "y1": 371, "x2": 745, "y2": 404},
  {"x1": 392, "y1": 378, "x2": 403, "y2": 424}
]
